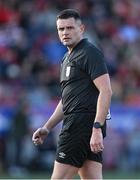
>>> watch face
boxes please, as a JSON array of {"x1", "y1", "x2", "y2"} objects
[{"x1": 94, "y1": 122, "x2": 102, "y2": 128}]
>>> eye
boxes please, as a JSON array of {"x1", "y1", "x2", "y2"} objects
[
  {"x1": 67, "y1": 26, "x2": 74, "y2": 30},
  {"x1": 58, "y1": 27, "x2": 64, "y2": 31}
]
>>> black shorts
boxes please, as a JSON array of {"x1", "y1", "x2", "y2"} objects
[{"x1": 56, "y1": 113, "x2": 106, "y2": 168}]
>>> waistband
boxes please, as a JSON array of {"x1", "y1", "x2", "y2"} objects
[{"x1": 64, "y1": 111, "x2": 96, "y2": 116}]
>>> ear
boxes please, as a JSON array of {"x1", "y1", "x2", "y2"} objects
[{"x1": 80, "y1": 24, "x2": 85, "y2": 33}]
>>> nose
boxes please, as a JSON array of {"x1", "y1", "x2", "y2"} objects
[{"x1": 63, "y1": 28, "x2": 69, "y2": 36}]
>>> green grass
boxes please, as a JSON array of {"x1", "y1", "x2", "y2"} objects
[{"x1": 0, "y1": 170, "x2": 140, "y2": 179}]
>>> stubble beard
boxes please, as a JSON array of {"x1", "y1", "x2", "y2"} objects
[{"x1": 62, "y1": 39, "x2": 77, "y2": 50}]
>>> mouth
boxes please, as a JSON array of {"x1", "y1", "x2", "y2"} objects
[{"x1": 63, "y1": 38, "x2": 71, "y2": 41}]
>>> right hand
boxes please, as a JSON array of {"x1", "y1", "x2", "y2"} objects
[{"x1": 32, "y1": 127, "x2": 49, "y2": 146}]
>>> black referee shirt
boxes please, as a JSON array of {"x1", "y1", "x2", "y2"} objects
[{"x1": 60, "y1": 39, "x2": 108, "y2": 115}]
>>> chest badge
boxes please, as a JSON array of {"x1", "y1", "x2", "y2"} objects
[{"x1": 66, "y1": 66, "x2": 71, "y2": 77}]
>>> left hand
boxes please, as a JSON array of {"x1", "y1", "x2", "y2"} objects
[{"x1": 90, "y1": 128, "x2": 104, "y2": 153}]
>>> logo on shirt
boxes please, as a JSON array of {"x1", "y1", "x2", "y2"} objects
[
  {"x1": 66, "y1": 66, "x2": 71, "y2": 77},
  {"x1": 59, "y1": 152, "x2": 66, "y2": 159},
  {"x1": 106, "y1": 109, "x2": 111, "y2": 120}
]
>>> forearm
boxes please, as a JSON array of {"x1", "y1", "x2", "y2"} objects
[
  {"x1": 43, "y1": 100, "x2": 64, "y2": 130},
  {"x1": 95, "y1": 90, "x2": 112, "y2": 125}
]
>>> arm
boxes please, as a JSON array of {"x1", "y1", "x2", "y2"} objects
[
  {"x1": 32, "y1": 100, "x2": 64, "y2": 145},
  {"x1": 94, "y1": 73, "x2": 112, "y2": 125},
  {"x1": 90, "y1": 74, "x2": 112, "y2": 153},
  {"x1": 43, "y1": 99, "x2": 64, "y2": 130}
]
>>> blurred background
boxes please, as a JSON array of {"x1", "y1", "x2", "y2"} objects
[{"x1": 0, "y1": 0, "x2": 140, "y2": 179}]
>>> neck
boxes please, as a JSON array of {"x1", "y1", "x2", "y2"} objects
[{"x1": 67, "y1": 38, "x2": 83, "y2": 54}]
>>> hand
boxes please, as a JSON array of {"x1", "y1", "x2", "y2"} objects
[
  {"x1": 32, "y1": 127, "x2": 49, "y2": 146},
  {"x1": 90, "y1": 128, "x2": 104, "y2": 153}
]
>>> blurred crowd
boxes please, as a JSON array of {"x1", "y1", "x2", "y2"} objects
[{"x1": 0, "y1": 0, "x2": 140, "y2": 177}]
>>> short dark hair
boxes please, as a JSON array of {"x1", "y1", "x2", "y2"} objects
[{"x1": 56, "y1": 9, "x2": 82, "y2": 21}]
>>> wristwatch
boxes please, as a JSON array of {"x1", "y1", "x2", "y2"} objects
[{"x1": 93, "y1": 122, "x2": 102, "y2": 129}]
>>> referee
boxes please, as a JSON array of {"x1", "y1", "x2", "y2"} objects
[{"x1": 32, "y1": 9, "x2": 112, "y2": 179}]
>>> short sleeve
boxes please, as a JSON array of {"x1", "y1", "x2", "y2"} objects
[{"x1": 81, "y1": 47, "x2": 108, "y2": 80}]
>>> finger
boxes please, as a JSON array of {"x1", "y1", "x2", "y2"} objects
[
  {"x1": 97, "y1": 145, "x2": 104, "y2": 152},
  {"x1": 92, "y1": 147, "x2": 99, "y2": 153},
  {"x1": 33, "y1": 138, "x2": 43, "y2": 145},
  {"x1": 33, "y1": 137, "x2": 42, "y2": 143},
  {"x1": 32, "y1": 129, "x2": 40, "y2": 141},
  {"x1": 32, "y1": 134, "x2": 39, "y2": 141},
  {"x1": 90, "y1": 144, "x2": 104, "y2": 153},
  {"x1": 95, "y1": 144, "x2": 104, "y2": 152},
  {"x1": 90, "y1": 144, "x2": 98, "y2": 153},
  {"x1": 33, "y1": 137, "x2": 40, "y2": 143}
]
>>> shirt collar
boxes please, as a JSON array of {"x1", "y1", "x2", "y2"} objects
[{"x1": 72, "y1": 38, "x2": 88, "y2": 52}]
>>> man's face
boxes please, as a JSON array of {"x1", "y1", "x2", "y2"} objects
[{"x1": 56, "y1": 17, "x2": 84, "y2": 49}]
